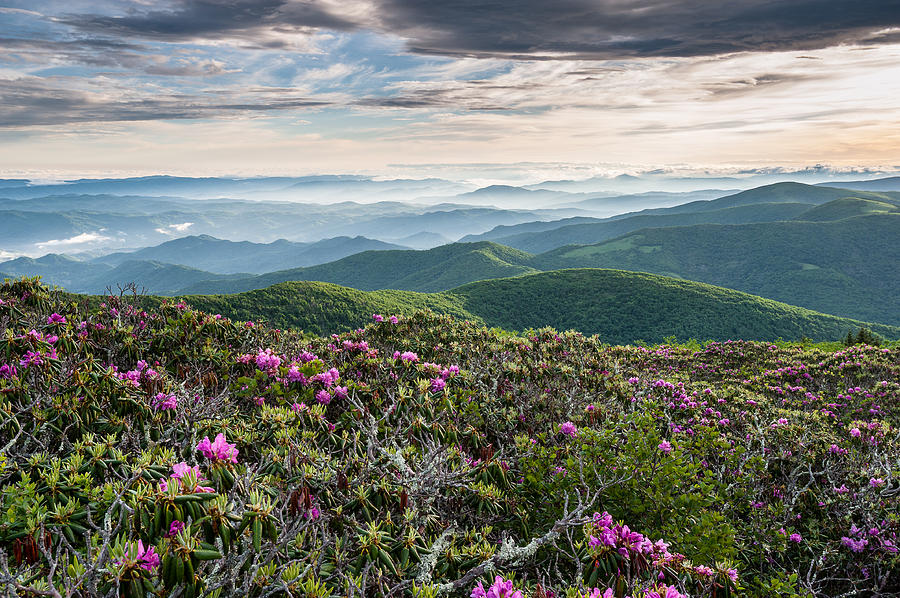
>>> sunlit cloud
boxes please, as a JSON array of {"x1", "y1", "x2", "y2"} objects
[
  {"x1": 155, "y1": 222, "x2": 194, "y2": 234},
  {"x1": 36, "y1": 232, "x2": 111, "y2": 249}
]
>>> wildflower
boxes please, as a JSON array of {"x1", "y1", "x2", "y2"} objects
[
  {"x1": 559, "y1": 421, "x2": 577, "y2": 438},
  {"x1": 842, "y1": 536, "x2": 869, "y2": 552},
  {"x1": 0, "y1": 364, "x2": 16, "y2": 379},
  {"x1": 132, "y1": 541, "x2": 160, "y2": 572},
  {"x1": 646, "y1": 585, "x2": 685, "y2": 598},
  {"x1": 166, "y1": 462, "x2": 214, "y2": 493},
  {"x1": 287, "y1": 366, "x2": 305, "y2": 383},
  {"x1": 400, "y1": 351, "x2": 418, "y2": 362},
  {"x1": 658, "y1": 440, "x2": 672, "y2": 454},
  {"x1": 197, "y1": 433, "x2": 239, "y2": 463},
  {"x1": 167, "y1": 520, "x2": 185, "y2": 537},
  {"x1": 430, "y1": 377, "x2": 446, "y2": 392},
  {"x1": 869, "y1": 477, "x2": 885, "y2": 488},
  {"x1": 19, "y1": 350, "x2": 43, "y2": 368},
  {"x1": 316, "y1": 389, "x2": 332, "y2": 404},
  {"x1": 333, "y1": 385, "x2": 348, "y2": 399},
  {"x1": 850, "y1": 427, "x2": 861, "y2": 438},
  {"x1": 153, "y1": 392, "x2": 177, "y2": 411},
  {"x1": 255, "y1": 349, "x2": 281, "y2": 370},
  {"x1": 789, "y1": 533, "x2": 802, "y2": 543},
  {"x1": 47, "y1": 313, "x2": 66, "y2": 324},
  {"x1": 389, "y1": 316, "x2": 399, "y2": 324},
  {"x1": 471, "y1": 575, "x2": 523, "y2": 598},
  {"x1": 373, "y1": 314, "x2": 384, "y2": 322}
]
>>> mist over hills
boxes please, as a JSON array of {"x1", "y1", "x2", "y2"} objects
[
  {"x1": 464, "y1": 182, "x2": 900, "y2": 252},
  {"x1": 3, "y1": 176, "x2": 900, "y2": 338},
  {"x1": 93, "y1": 235, "x2": 408, "y2": 274}
]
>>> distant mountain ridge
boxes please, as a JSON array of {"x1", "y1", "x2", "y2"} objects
[
  {"x1": 177, "y1": 242, "x2": 539, "y2": 295},
  {"x1": 464, "y1": 182, "x2": 900, "y2": 253},
  {"x1": 93, "y1": 234, "x2": 408, "y2": 274}
]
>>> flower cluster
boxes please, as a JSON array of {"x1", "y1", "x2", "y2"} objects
[
  {"x1": 197, "y1": 433, "x2": 239, "y2": 463},
  {"x1": 471, "y1": 576, "x2": 524, "y2": 598}
]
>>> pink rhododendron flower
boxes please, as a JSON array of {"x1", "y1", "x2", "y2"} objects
[
  {"x1": 47, "y1": 313, "x2": 66, "y2": 324},
  {"x1": 470, "y1": 576, "x2": 523, "y2": 598},
  {"x1": 169, "y1": 462, "x2": 215, "y2": 493},
  {"x1": 153, "y1": 392, "x2": 177, "y2": 411},
  {"x1": 167, "y1": 520, "x2": 185, "y2": 537},
  {"x1": 658, "y1": 440, "x2": 672, "y2": 454},
  {"x1": 197, "y1": 433, "x2": 239, "y2": 463},
  {"x1": 559, "y1": 421, "x2": 577, "y2": 438},
  {"x1": 133, "y1": 541, "x2": 159, "y2": 571}
]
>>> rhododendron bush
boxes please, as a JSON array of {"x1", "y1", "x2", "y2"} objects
[{"x1": 0, "y1": 278, "x2": 896, "y2": 597}]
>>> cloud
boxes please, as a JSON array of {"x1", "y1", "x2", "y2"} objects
[
  {"x1": 55, "y1": 1, "x2": 900, "y2": 60},
  {"x1": 36, "y1": 232, "x2": 110, "y2": 248},
  {"x1": 374, "y1": 0, "x2": 900, "y2": 59},
  {"x1": 0, "y1": 75, "x2": 332, "y2": 127},
  {"x1": 155, "y1": 222, "x2": 193, "y2": 234},
  {"x1": 62, "y1": 0, "x2": 357, "y2": 48}
]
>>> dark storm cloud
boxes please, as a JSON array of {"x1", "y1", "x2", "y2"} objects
[
  {"x1": 376, "y1": 0, "x2": 900, "y2": 59},
  {"x1": 57, "y1": 0, "x2": 900, "y2": 59},
  {"x1": 62, "y1": 0, "x2": 357, "y2": 43}
]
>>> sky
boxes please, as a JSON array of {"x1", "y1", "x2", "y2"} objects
[{"x1": 1, "y1": 1, "x2": 900, "y2": 182}]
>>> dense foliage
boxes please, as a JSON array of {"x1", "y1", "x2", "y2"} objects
[
  {"x1": 488, "y1": 203, "x2": 815, "y2": 254},
  {"x1": 179, "y1": 243, "x2": 537, "y2": 296},
  {"x1": 534, "y1": 213, "x2": 900, "y2": 326},
  {"x1": 174, "y1": 270, "x2": 900, "y2": 344},
  {"x1": 1, "y1": 278, "x2": 897, "y2": 597}
]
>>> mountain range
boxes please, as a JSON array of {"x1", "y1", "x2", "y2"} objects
[{"x1": 4, "y1": 177, "x2": 900, "y2": 338}]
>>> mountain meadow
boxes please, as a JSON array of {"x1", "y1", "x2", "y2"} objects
[
  {"x1": 1, "y1": 276, "x2": 896, "y2": 598},
  {"x1": 7, "y1": 0, "x2": 900, "y2": 595},
  {"x1": 2, "y1": 177, "x2": 899, "y2": 598}
]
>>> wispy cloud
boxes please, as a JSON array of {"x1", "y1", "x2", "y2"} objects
[
  {"x1": 155, "y1": 222, "x2": 193, "y2": 234},
  {"x1": 36, "y1": 232, "x2": 110, "y2": 249}
]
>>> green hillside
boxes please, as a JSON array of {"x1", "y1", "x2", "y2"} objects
[
  {"x1": 451, "y1": 269, "x2": 899, "y2": 344},
  {"x1": 494, "y1": 202, "x2": 812, "y2": 253},
  {"x1": 657, "y1": 182, "x2": 900, "y2": 212},
  {"x1": 180, "y1": 242, "x2": 538, "y2": 294},
  {"x1": 173, "y1": 270, "x2": 900, "y2": 344},
  {"x1": 796, "y1": 197, "x2": 899, "y2": 221},
  {"x1": 183, "y1": 281, "x2": 477, "y2": 334},
  {"x1": 534, "y1": 214, "x2": 900, "y2": 325},
  {"x1": 5, "y1": 277, "x2": 898, "y2": 597}
]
